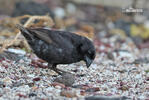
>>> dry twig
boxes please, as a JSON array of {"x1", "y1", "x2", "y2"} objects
[{"x1": 0, "y1": 15, "x2": 54, "y2": 53}]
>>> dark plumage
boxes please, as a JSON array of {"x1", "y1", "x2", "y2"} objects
[{"x1": 16, "y1": 25, "x2": 96, "y2": 74}]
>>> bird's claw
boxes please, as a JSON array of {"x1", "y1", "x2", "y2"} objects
[
  {"x1": 48, "y1": 64, "x2": 72, "y2": 75},
  {"x1": 54, "y1": 68, "x2": 72, "y2": 75},
  {"x1": 51, "y1": 68, "x2": 71, "y2": 75}
]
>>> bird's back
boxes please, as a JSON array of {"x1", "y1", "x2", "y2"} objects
[{"x1": 26, "y1": 28, "x2": 84, "y2": 64}]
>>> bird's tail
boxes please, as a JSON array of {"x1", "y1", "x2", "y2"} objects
[{"x1": 16, "y1": 24, "x2": 34, "y2": 41}]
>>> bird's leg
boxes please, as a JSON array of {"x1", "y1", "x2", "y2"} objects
[
  {"x1": 48, "y1": 64, "x2": 69, "y2": 74},
  {"x1": 56, "y1": 67, "x2": 69, "y2": 74},
  {"x1": 48, "y1": 64, "x2": 62, "y2": 74}
]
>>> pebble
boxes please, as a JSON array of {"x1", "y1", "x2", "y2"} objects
[
  {"x1": 85, "y1": 96, "x2": 130, "y2": 100},
  {"x1": 8, "y1": 48, "x2": 26, "y2": 55},
  {"x1": 3, "y1": 77, "x2": 12, "y2": 85},
  {"x1": 85, "y1": 87, "x2": 100, "y2": 92},
  {"x1": 60, "y1": 90, "x2": 77, "y2": 98},
  {"x1": 54, "y1": 73, "x2": 75, "y2": 87},
  {"x1": 29, "y1": 93, "x2": 37, "y2": 97},
  {"x1": 66, "y1": 3, "x2": 76, "y2": 14},
  {"x1": 0, "y1": 81, "x2": 5, "y2": 88},
  {"x1": 51, "y1": 82, "x2": 65, "y2": 88},
  {"x1": 54, "y1": 7, "x2": 65, "y2": 18}
]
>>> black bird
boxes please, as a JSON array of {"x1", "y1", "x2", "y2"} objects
[{"x1": 16, "y1": 25, "x2": 96, "y2": 74}]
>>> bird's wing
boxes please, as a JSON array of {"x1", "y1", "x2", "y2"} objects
[
  {"x1": 28, "y1": 28, "x2": 82, "y2": 50},
  {"x1": 29, "y1": 29, "x2": 52, "y2": 44}
]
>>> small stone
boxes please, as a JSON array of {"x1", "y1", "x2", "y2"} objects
[
  {"x1": 55, "y1": 85, "x2": 62, "y2": 89},
  {"x1": 33, "y1": 77, "x2": 41, "y2": 81},
  {"x1": 66, "y1": 3, "x2": 76, "y2": 14},
  {"x1": 54, "y1": 73, "x2": 75, "y2": 86},
  {"x1": 80, "y1": 91, "x2": 86, "y2": 96},
  {"x1": 54, "y1": 7, "x2": 65, "y2": 18},
  {"x1": 119, "y1": 86, "x2": 129, "y2": 91},
  {"x1": 72, "y1": 84, "x2": 90, "y2": 90},
  {"x1": 29, "y1": 93, "x2": 37, "y2": 97},
  {"x1": 17, "y1": 85, "x2": 30, "y2": 92},
  {"x1": 31, "y1": 86, "x2": 38, "y2": 91},
  {"x1": 51, "y1": 82, "x2": 65, "y2": 88},
  {"x1": 118, "y1": 69, "x2": 127, "y2": 73},
  {"x1": 3, "y1": 77, "x2": 12, "y2": 85},
  {"x1": 8, "y1": 48, "x2": 26, "y2": 55},
  {"x1": 107, "y1": 52, "x2": 114, "y2": 60},
  {"x1": 133, "y1": 58, "x2": 149, "y2": 64},
  {"x1": 60, "y1": 90, "x2": 77, "y2": 98},
  {"x1": 146, "y1": 77, "x2": 149, "y2": 81},
  {"x1": 27, "y1": 83, "x2": 34, "y2": 87},
  {"x1": 11, "y1": 82, "x2": 23, "y2": 87},
  {"x1": 0, "y1": 81, "x2": 5, "y2": 88},
  {"x1": 27, "y1": 74, "x2": 35, "y2": 78},
  {"x1": 16, "y1": 93, "x2": 27, "y2": 98},
  {"x1": 85, "y1": 87, "x2": 100, "y2": 92},
  {"x1": 85, "y1": 96, "x2": 129, "y2": 100},
  {"x1": 118, "y1": 51, "x2": 132, "y2": 58}
]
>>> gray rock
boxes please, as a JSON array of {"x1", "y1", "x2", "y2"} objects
[
  {"x1": 85, "y1": 96, "x2": 130, "y2": 100},
  {"x1": 54, "y1": 73, "x2": 75, "y2": 87}
]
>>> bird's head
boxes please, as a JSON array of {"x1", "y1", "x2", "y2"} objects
[{"x1": 79, "y1": 38, "x2": 96, "y2": 68}]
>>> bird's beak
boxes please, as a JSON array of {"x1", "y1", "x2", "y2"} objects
[{"x1": 84, "y1": 55, "x2": 93, "y2": 68}]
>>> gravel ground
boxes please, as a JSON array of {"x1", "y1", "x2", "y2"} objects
[{"x1": 0, "y1": 35, "x2": 149, "y2": 100}]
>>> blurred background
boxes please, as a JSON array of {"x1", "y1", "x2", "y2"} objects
[{"x1": 0, "y1": 0, "x2": 149, "y2": 51}]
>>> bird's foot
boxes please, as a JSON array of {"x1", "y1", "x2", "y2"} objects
[
  {"x1": 49, "y1": 67, "x2": 62, "y2": 75},
  {"x1": 56, "y1": 68, "x2": 72, "y2": 75},
  {"x1": 48, "y1": 67, "x2": 63, "y2": 75},
  {"x1": 54, "y1": 68, "x2": 63, "y2": 75},
  {"x1": 48, "y1": 64, "x2": 71, "y2": 75},
  {"x1": 50, "y1": 67, "x2": 71, "y2": 75}
]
